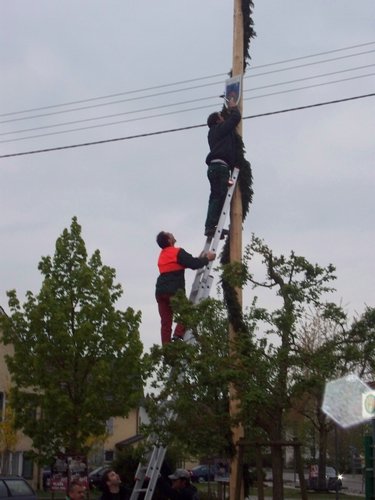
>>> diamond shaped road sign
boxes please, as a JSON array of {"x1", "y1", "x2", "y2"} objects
[{"x1": 322, "y1": 374, "x2": 373, "y2": 428}]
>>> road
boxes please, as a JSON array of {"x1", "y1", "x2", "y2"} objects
[{"x1": 268, "y1": 470, "x2": 365, "y2": 496}]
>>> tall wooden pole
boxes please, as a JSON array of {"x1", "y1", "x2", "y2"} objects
[{"x1": 229, "y1": 0, "x2": 245, "y2": 499}]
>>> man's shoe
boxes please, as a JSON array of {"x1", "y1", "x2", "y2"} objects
[{"x1": 204, "y1": 227, "x2": 215, "y2": 238}]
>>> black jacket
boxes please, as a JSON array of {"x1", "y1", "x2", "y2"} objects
[
  {"x1": 205, "y1": 107, "x2": 241, "y2": 167},
  {"x1": 155, "y1": 248, "x2": 209, "y2": 295},
  {"x1": 100, "y1": 485, "x2": 131, "y2": 500},
  {"x1": 156, "y1": 476, "x2": 199, "y2": 500}
]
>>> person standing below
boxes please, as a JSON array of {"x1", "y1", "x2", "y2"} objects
[
  {"x1": 157, "y1": 468, "x2": 199, "y2": 500},
  {"x1": 204, "y1": 97, "x2": 241, "y2": 237},
  {"x1": 155, "y1": 231, "x2": 216, "y2": 344},
  {"x1": 100, "y1": 470, "x2": 131, "y2": 500},
  {"x1": 66, "y1": 481, "x2": 85, "y2": 500}
]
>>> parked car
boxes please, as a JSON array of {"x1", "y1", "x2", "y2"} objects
[
  {"x1": 326, "y1": 466, "x2": 343, "y2": 491},
  {"x1": 88, "y1": 466, "x2": 110, "y2": 489},
  {"x1": 189, "y1": 465, "x2": 216, "y2": 483},
  {"x1": 307, "y1": 466, "x2": 343, "y2": 491},
  {"x1": 0, "y1": 476, "x2": 36, "y2": 500}
]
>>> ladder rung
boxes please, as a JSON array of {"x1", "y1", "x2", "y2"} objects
[{"x1": 189, "y1": 167, "x2": 239, "y2": 306}]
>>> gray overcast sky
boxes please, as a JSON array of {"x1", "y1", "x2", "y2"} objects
[{"x1": 1, "y1": 1, "x2": 374, "y2": 352}]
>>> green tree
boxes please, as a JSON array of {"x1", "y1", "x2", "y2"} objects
[
  {"x1": 0, "y1": 217, "x2": 143, "y2": 460},
  {"x1": 290, "y1": 311, "x2": 348, "y2": 489},
  {"x1": 144, "y1": 296, "x2": 236, "y2": 461},
  {"x1": 145, "y1": 235, "x2": 345, "y2": 499},
  {"x1": 346, "y1": 306, "x2": 375, "y2": 377},
  {"x1": 231, "y1": 235, "x2": 343, "y2": 498}
]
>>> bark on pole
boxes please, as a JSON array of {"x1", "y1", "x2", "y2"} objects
[{"x1": 229, "y1": 0, "x2": 245, "y2": 499}]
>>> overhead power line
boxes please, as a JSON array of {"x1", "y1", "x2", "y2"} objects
[
  {"x1": 4, "y1": 49, "x2": 375, "y2": 126},
  {"x1": 1, "y1": 70, "x2": 374, "y2": 143},
  {"x1": 2, "y1": 49, "x2": 374, "y2": 126},
  {"x1": 1, "y1": 92, "x2": 373, "y2": 159},
  {"x1": 1, "y1": 41, "x2": 374, "y2": 120}
]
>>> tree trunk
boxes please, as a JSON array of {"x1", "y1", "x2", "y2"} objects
[
  {"x1": 270, "y1": 414, "x2": 284, "y2": 500},
  {"x1": 271, "y1": 443, "x2": 284, "y2": 500},
  {"x1": 317, "y1": 420, "x2": 328, "y2": 490}
]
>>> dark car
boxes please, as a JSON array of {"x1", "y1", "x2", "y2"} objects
[
  {"x1": 189, "y1": 465, "x2": 216, "y2": 483},
  {"x1": 308, "y1": 466, "x2": 343, "y2": 491},
  {"x1": 326, "y1": 466, "x2": 343, "y2": 491},
  {"x1": 88, "y1": 466, "x2": 110, "y2": 489},
  {"x1": 0, "y1": 477, "x2": 36, "y2": 500}
]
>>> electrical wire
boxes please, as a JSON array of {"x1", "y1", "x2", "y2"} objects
[
  {"x1": 1, "y1": 41, "x2": 374, "y2": 121},
  {"x1": 1, "y1": 92, "x2": 373, "y2": 159},
  {"x1": 2, "y1": 48, "x2": 374, "y2": 125},
  {"x1": 2, "y1": 59, "x2": 374, "y2": 132},
  {"x1": 2, "y1": 62, "x2": 375, "y2": 136},
  {"x1": 1, "y1": 70, "x2": 374, "y2": 142}
]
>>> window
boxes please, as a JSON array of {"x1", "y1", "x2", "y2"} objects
[
  {"x1": 105, "y1": 418, "x2": 114, "y2": 435},
  {"x1": 11, "y1": 451, "x2": 22, "y2": 475},
  {"x1": 22, "y1": 454, "x2": 34, "y2": 480},
  {"x1": 104, "y1": 451, "x2": 114, "y2": 462}
]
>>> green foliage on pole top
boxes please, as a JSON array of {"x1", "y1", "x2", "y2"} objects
[
  {"x1": 242, "y1": 0, "x2": 256, "y2": 70},
  {"x1": 219, "y1": 124, "x2": 253, "y2": 333},
  {"x1": 0, "y1": 216, "x2": 144, "y2": 460},
  {"x1": 219, "y1": 0, "x2": 255, "y2": 331}
]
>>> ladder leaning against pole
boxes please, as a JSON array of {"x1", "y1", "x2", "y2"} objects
[
  {"x1": 129, "y1": 444, "x2": 166, "y2": 500},
  {"x1": 129, "y1": 167, "x2": 239, "y2": 499},
  {"x1": 184, "y1": 166, "x2": 239, "y2": 344}
]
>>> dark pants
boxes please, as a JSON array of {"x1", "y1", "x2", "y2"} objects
[
  {"x1": 156, "y1": 293, "x2": 186, "y2": 344},
  {"x1": 204, "y1": 162, "x2": 230, "y2": 232}
]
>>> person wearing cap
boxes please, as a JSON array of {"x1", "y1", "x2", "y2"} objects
[
  {"x1": 155, "y1": 231, "x2": 216, "y2": 345},
  {"x1": 204, "y1": 96, "x2": 241, "y2": 238},
  {"x1": 157, "y1": 468, "x2": 199, "y2": 500}
]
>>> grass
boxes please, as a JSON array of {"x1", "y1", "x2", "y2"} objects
[
  {"x1": 263, "y1": 485, "x2": 364, "y2": 499},
  {"x1": 36, "y1": 491, "x2": 101, "y2": 500},
  {"x1": 36, "y1": 484, "x2": 364, "y2": 500},
  {"x1": 195, "y1": 482, "x2": 364, "y2": 499}
]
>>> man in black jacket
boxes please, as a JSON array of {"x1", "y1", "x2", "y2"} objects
[
  {"x1": 155, "y1": 231, "x2": 215, "y2": 344},
  {"x1": 157, "y1": 468, "x2": 199, "y2": 500},
  {"x1": 204, "y1": 97, "x2": 241, "y2": 237},
  {"x1": 100, "y1": 470, "x2": 131, "y2": 500}
]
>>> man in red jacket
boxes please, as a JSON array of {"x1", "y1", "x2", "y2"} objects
[{"x1": 155, "y1": 231, "x2": 216, "y2": 344}]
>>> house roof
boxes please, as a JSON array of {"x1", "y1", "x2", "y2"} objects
[{"x1": 115, "y1": 434, "x2": 144, "y2": 449}]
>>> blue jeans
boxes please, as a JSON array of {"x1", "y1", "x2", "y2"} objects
[{"x1": 204, "y1": 162, "x2": 230, "y2": 232}]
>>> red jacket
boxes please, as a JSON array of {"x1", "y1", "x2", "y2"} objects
[
  {"x1": 157, "y1": 246, "x2": 185, "y2": 274},
  {"x1": 155, "y1": 246, "x2": 209, "y2": 295}
]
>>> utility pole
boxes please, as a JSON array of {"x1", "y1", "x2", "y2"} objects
[{"x1": 229, "y1": 0, "x2": 245, "y2": 499}]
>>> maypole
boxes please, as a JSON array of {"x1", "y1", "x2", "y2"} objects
[
  {"x1": 229, "y1": 1, "x2": 245, "y2": 498},
  {"x1": 226, "y1": 1, "x2": 255, "y2": 498},
  {"x1": 229, "y1": 0, "x2": 244, "y2": 499}
]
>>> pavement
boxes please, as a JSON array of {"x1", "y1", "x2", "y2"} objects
[
  {"x1": 245, "y1": 473, "x2": 366, "y2": 499},
  {"x1": 282, "y1": 472, "x2": 365, "y2": 497}
]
